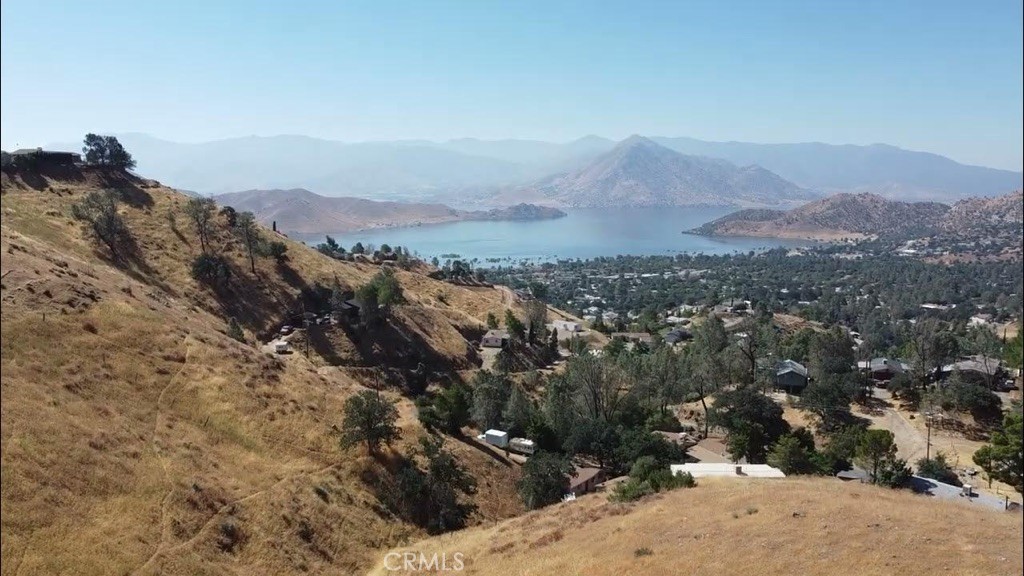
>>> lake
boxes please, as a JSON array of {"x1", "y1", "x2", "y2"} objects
[{"x1": 294, "y1": 207, "x2": 808, "y2": 264}]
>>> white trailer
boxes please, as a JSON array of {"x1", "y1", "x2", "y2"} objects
[
  {"x1": 509, "y1": 437, "x2": 536, "y2": 455},
  {"x1": 484, "y1": 429, "x2": 509, "y2": 448},
  {"x1": 274, "y1": 341, "x2": 290, "y2": 354}
]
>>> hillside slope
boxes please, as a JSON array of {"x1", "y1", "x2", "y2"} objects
[
  {"x1": 0, "y1": 166, "x2": 528, "y2": 575},
  {"x1": 370, "y1": 478, "x2": 1023, "y2": 576},
  {"x1": 692, "y1": 192, "x2": 952, "y2": 239},
  {"x1": 529, "y1": 136, "x2": 815, "y2": 208}
]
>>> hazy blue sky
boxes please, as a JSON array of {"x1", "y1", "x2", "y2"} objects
[{"x1": 2, "y1": 0, "x2": 1022, "y2": 170}]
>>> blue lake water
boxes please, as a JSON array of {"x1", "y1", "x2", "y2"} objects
[{"x1": 295, "y1": 207, "x2": 808, "y2": 264}]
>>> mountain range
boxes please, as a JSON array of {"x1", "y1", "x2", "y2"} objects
[
  {"x1": 47, "y1": 133, "x2": 1022, "y2": 204},
  {"x1": 521, "y1": 136, "x2": 816, "y2": 207},
  {"x1": 213, "y1": 188, "x2": 565, "y2": 235}
]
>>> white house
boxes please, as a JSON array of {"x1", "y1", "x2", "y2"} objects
[
  {"x1": 552, "y1": 320, "x2": 582, "y2": 333},
  {"x1": 481, "y1": 329, "x2": 509, "y2": 348},
  {"x1": 670, "y1": 463, "x2": 786, "y2": 479}
]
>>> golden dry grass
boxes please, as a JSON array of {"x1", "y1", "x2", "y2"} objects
[
  {"x1": 369, "y1": 477, "x2": 1023, "y2": 576},
  {"x1": 0, "y1": 169, "x2": 527, "y2": 575}
]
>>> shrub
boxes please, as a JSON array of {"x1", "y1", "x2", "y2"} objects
[
  {"x1": 191, "y1": 254, "x2": 232, "y2": 287},
  {"x1": 916, "y1": 453, "x2": 961, "y2": 486}
]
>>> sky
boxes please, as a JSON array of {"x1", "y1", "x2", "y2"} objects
[{"x1": 2, "y1": 0, "x2": 1022, "y2": 170}]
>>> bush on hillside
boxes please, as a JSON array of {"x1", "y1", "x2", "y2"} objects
[{"x1": 191, "y1": 254, "x2": 232, "y2": 287}]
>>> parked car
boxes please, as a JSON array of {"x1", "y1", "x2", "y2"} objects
[{"x1": 280, "y1": 325, "x2": 293, "y2": 335}]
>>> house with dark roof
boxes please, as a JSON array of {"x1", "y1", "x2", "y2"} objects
[
  {"x1": 858, "y1": 357, "x2": 907, "y2": 383},
  {"x1": 9, "y1": 148, "x2": 81, "y2": 165},
  {"x1": 941, "y1": 355, "x2": 1008, "y2": 388},
  {"x1": 663, "y1": 328, "x2": 693, "y2": 345},
  {"x1": 775, "y1": 359, "x2": 809, "y2": 393},
  {"x1": 569, "y1": 466, "x2": 606, "y2": 495}
]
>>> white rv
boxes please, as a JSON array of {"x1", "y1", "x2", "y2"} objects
[{"x1": 509, "y1": 437, "x2": 536, "y2": 455}]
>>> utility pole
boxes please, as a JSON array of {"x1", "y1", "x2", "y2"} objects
[
  {"x1": 302, "y1": 301, "x2": 309, "y2": 358},
  {"x1": 925, "y1": 411, "x2": 933, "y2": 461}
]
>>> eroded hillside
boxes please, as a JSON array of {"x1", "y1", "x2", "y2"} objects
[{"x1": 0, "y1": 167, "x2": 526, "y2": 575}]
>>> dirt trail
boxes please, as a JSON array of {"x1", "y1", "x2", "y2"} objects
[{"x1": 864, "y1": 407, "x2": 928, "y2": 463}]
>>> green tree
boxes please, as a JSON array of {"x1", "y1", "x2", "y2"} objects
[
  {"x1": 687, "y1": 316, "x2": 730, "y2": 437},
  {"x1": 486, "y1": 312, "x2": 499, "y2": 329},
  {"x1": 340, "y1": 390, "x2": 400, "y2": 456},
  {"x1": 973, "y1": 410, "x2": 1022, "y2": 492},
  {"x1": 504, "y1": 309, "x2": 526, "y2": 342},
  {"x1": 1004, "y1": 325, "x2": 1023, "y2": 372},
  {"x1": 185, "y1": 197, "x2": 216, "y2": 254},
  {"x1": 226, "y1": 317, "x2": 245, "y2": 342},
  {"x1": 518, "y1": 451, "x2": 573, "y2": 509},
  {"x1": 71, "y1": 189, "x2": 130, "y2": 258},
  {"x1": 524, "y1": 300, "x2": 547, "y2": 343},
  {"x1": 470, "y1": 370, "x2": 512, "y2": 430},
  {"x1": 799, "y1": 376, "x2": 857, "y2": 432},
  {"x1": 385, "y1": 436, "x2": 477, "y2": 534},
  {"x1": 710, "y1": 386, "x2": 789, "y2": 463},
  {"x1": 767, "y1": 433, "x2": 816, "y2": 475},
  {"x1": 432, "y1": 381, "x2": 472, "y2": 435},
  {"x1": 234, "y1": 211, "x2": 260, "y2": 274},
  {"x1": 82, "y1": 133, "x2": 136, "y2": 169},
  {"x1": 916, "y1": 453, "x2": 961, "y2": 486},
  {"x1": 191, "y1": 254, "x2": 232, "y2": 287},
  {"x1": 502, "y1": 383, "x2": 534, "y2": 436},
  {"x1": 855, "y1": 429, "x2": 898, "y2": 485}
]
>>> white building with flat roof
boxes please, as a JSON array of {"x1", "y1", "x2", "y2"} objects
[{"x1": 670, "y1": 463, "x2": 785, "y2": 479}]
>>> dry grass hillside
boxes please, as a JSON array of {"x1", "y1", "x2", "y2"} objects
[
  {"x1": 0, "y1": 167, "x2": 530, "y2": 575},
  {"x1": 370, "y1": 478, "x2": 1023, "y2": 576}
]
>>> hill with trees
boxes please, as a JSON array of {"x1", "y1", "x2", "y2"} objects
[
  {"x1": 691, "y1": 192, "x2": 950, "y2": 239},
  {"x1": 0, "y1": 153, "x2": 552, "y2": 574}
]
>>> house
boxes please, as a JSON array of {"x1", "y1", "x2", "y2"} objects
[
  {"x1": 941, "y1": 355, "x2": 1007, "y2": 387},
  {"x1": 610, "y1": 332, "x2": 653, "y2": 345},
  {"x1": 569, "y1": 466, "x2": 606, "y2": 495},
  {"x1": 9, "y1": 148, "x2": 82, "y2": 165},
  {"x1": 663, "y1": 328, "x2": 692, "y2": 345},
  {"x1": 481, "y1": 329, "x2": 509, "y2": 348},
  {"x1": 858, "y1": 358, "x2": 906, "y2": 382},
  {"x1": 337, "y1": 298, "x2": 361, "y2": 320},
  {"x1": 552, "y1": 320, "x2": 582, "y2": 333},
  {"x1": 670, "y1": 463, "x2": 785, "y2": 479},
  {"x1": 775, "y1": 359, "x2": 809, "y2": 393}
]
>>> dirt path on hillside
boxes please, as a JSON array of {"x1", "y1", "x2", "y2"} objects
[{"x1": 864, "y1": 407, "x2": 928, "y2": 463}]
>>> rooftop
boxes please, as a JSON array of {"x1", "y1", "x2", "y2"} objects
[
  {"x1": 671, "y1": 463, "x2": 786, "y2": 479},
  {"x1": 776, "y1": 359, "x2": 808, "y2": 377}
]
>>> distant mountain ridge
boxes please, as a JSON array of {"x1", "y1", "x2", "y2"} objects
[
  {"x1": 691, "y1": 190, "x2": 1023, "y2": 240},
  {"x1": 521, "y1": 136, "x2": 814, "y2": 208},
  {"x1": 46, "y1": 133, "x2": 1023, "y2": 202},
  {"x1": 213, "y1": 188, "x2": 564, "y2": 235}
]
